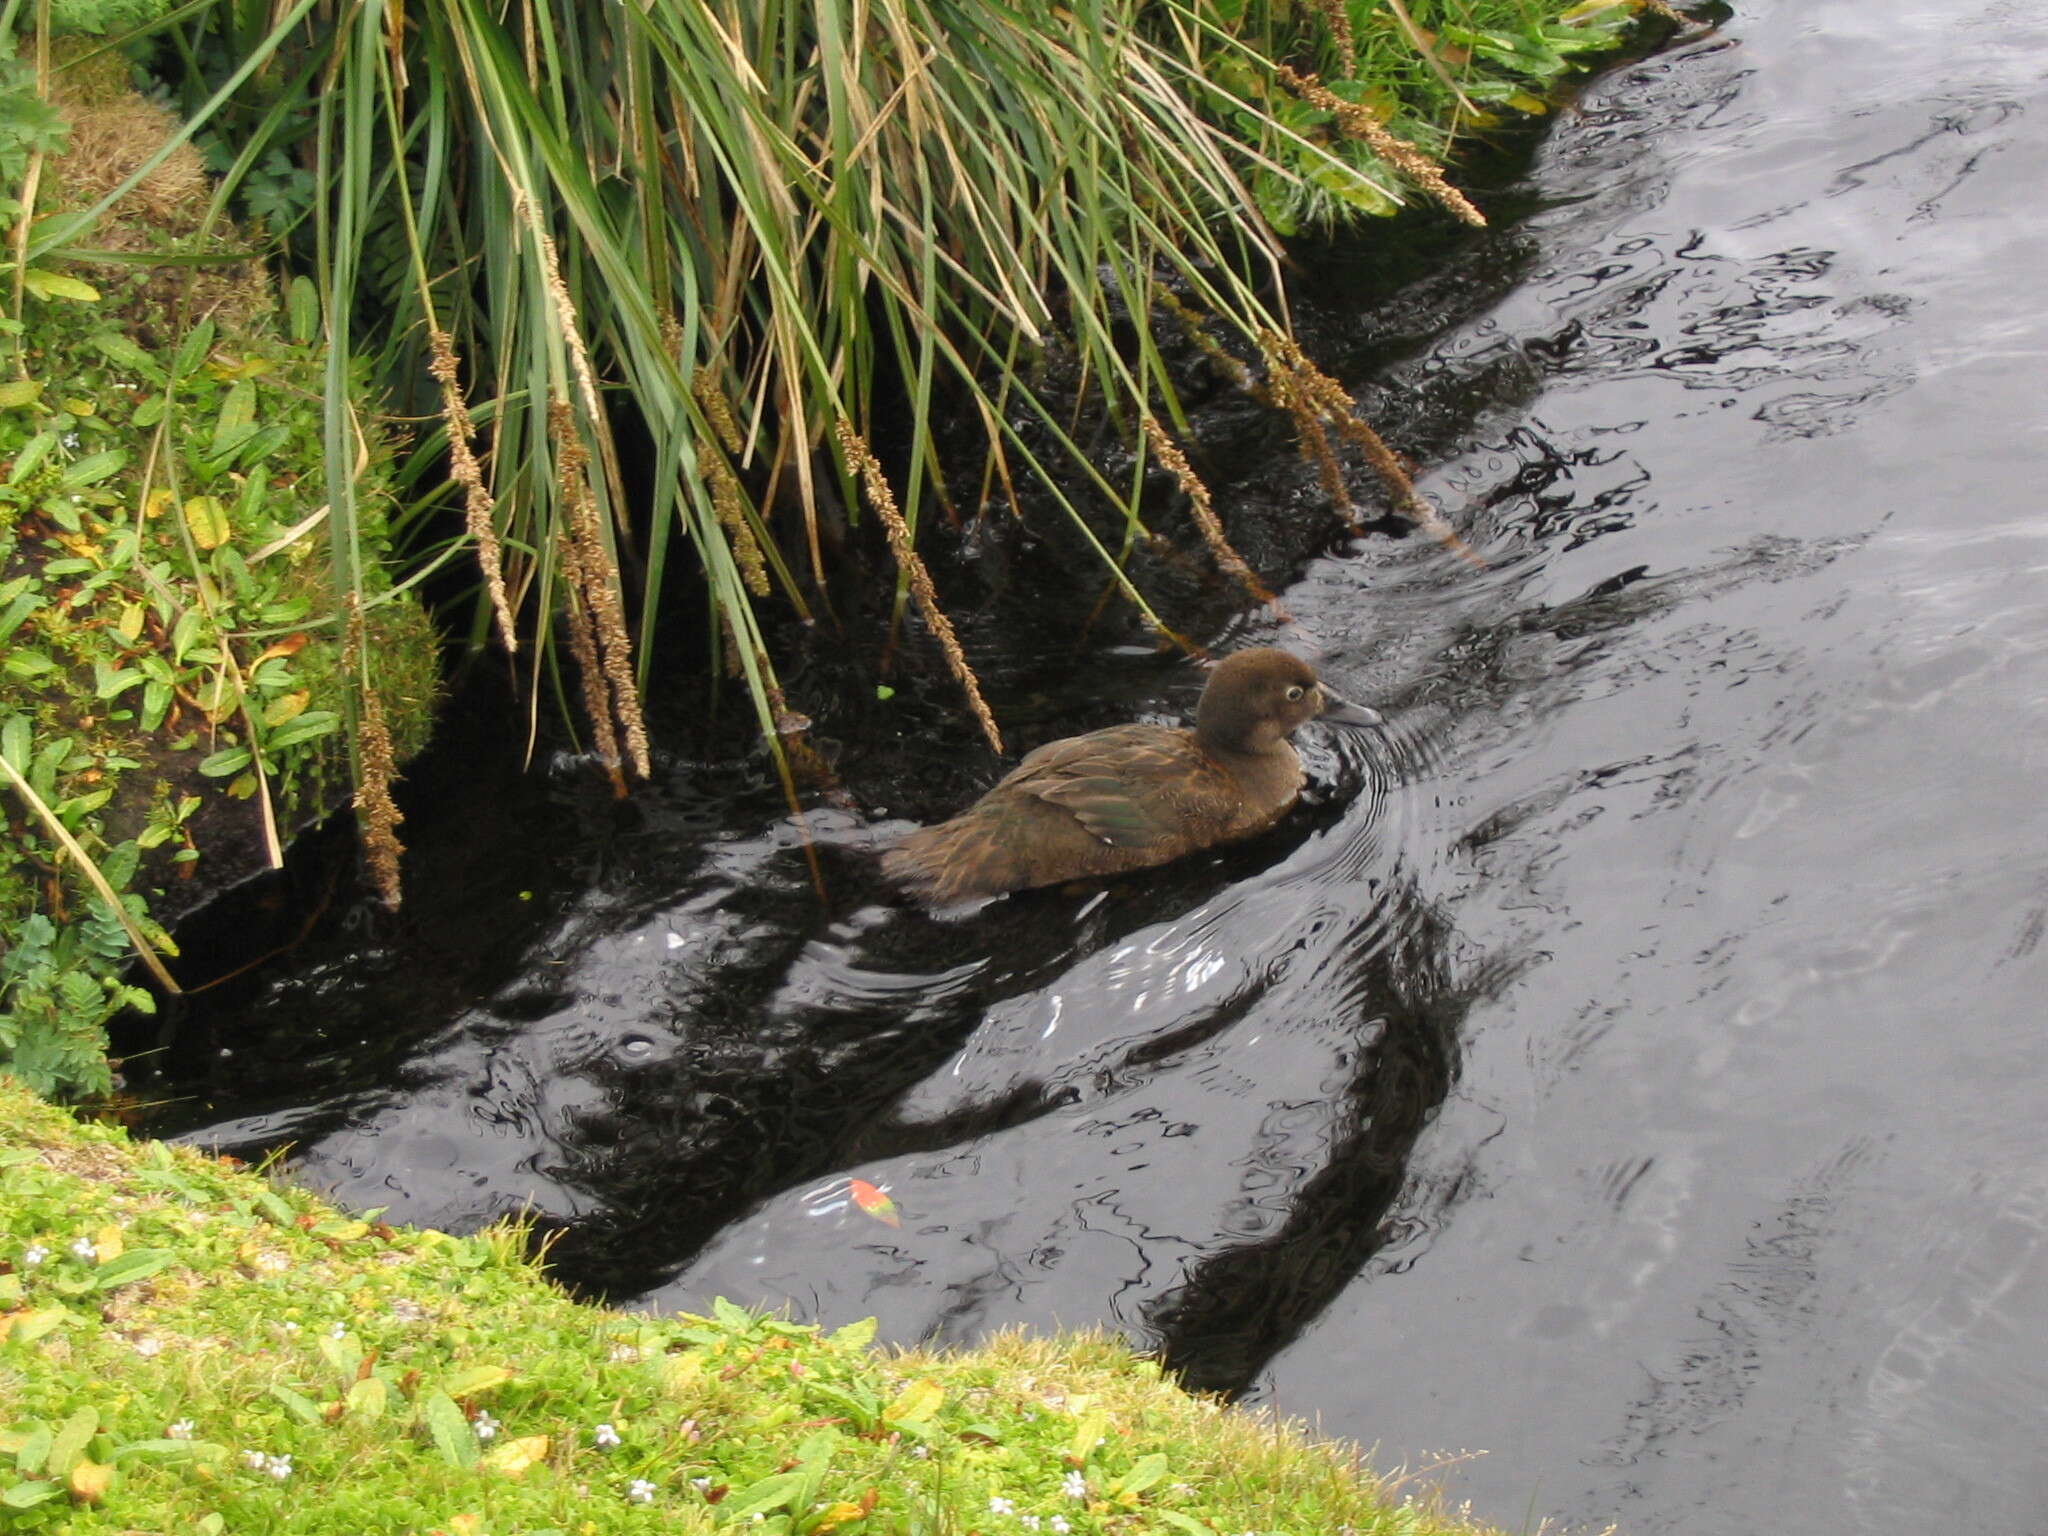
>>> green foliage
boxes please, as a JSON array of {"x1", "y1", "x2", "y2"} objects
[
  {"x1": 0, "y1": 900, "x2": 151, "y2": 1099},
  {"x1": 40, "y1": 0, "x2": 178, "y2": 37},
  {"x1": 0, "y1": 163, "x2": 434, "y2": 1100},
  {"x1": 1195, "y1": 0, "x2": 1642, "y2": 232},
  {"x1": 0, "y1": 58, "x2": 71, "y2": 187}
]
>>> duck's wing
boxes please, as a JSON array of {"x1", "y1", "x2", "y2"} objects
[{"x1": 1004, "y1": 725, "x2": 1197, "y2": 850}]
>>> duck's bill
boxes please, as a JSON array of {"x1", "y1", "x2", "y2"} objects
[{"x1": 1319, "y1": 692, "x2": 1385, "y2": 729}]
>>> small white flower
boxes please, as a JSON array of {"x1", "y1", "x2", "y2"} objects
[
  {"x1": 1022, "y1": 1517, "x2": 1042, "y2": 1531},
  {"x1": 593, "y1": 1422, "x2": 622, "y2": 1448},
  {"x1": 266, "y1": 1455, "x2": 293, "y2": 1481},
  {"x1": 473, "y1": 1411, "x2": 500, "y2": 1442},
  {"x1": 329, "y1": 1322, "x2": 347, "y2": 1339},
  {"x1": 692, "y1": 1477, "x2": 713, "y2": 1493},
  {"x1": 1062, "y1": 1470, "x2": 1088, "y2": 1501},
  {"x1": 20, "y1": 1244, "x2": 48, "y2": 1267},
  {"x1": 167, "y1": 1420, "x2": 195, "y2": 1440},
  {"x1": 242, "y1": 1449, "x2": 268, "y2": 1470},
  {"x1": 608, "y1": 1343, "x2": 641, "y2": 1362},
  {"x1": 71, "y1": 1237, "x2": 98, "y2": 1260},
  {"x1": 911, "y1": 1443, "x2": 931, "y2": 1459},
  {"x1": 989, "y1": 1496, "x2": 1016, "y2": 1516},
  {"x1": 626, "y1": 1478, "x2": 657, "y2": 1504},
  {"x1": 282, "y1": 1320, "x2": 300, "y2": 1332},
  {"x1": 1050, "y1": 1520, "x2": 1071, "y2": 1535},
  {"x1": 134, "y1": 1336, "x2": 163, "y2": 1357}
]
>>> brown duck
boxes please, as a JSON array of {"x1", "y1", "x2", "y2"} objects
[{"x1": 883, "y1": 648, "x2": 1383, "y2": 903}]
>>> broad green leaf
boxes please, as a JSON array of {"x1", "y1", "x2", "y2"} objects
[
  {"x1": 197, "y1": 747, "x2": 252, "y2": 778},
  {"x1": 171, "y1": 318, "x2": 216, "y2": 381},
  {"x1": 481, "y1": 1434, "x2": 549, "y2": 1477},
  {"x1": 11, "y1": 1422, "x2": 52, "y2": 1474},
  {"x1": 211, "y1": 379, "x2": 256, "y2": 456},
  {"x1": 288, "y1": 275, "x2": 320, "y2": 342},
  {"x1": 269, "y1": 1384, "x2": 324, "y2": 1426},
  {"x1": 8, "y1": 430, "x2": 56, "y2": 479},
  {"x1": 44, "y1": 1408, "x2": 97, "y2": 1476},
  {"x1": 264, "y1": 711, "x2": 339, "y2": 749},
  {"x1": 881, "y1": 1378, "x2": 944, "y2": 1427},
  {"x1": 94, "y1": 662, "x2": 144, "y2": 700},
  {"x1": 443, "y1": 1366, "x2": 513, "y2": 1399},
  {"x1": 0, "y1": 592, "x2": 41, "y2": 643},
  {"x1": 318, "y1": 1332, "x2": 363, "y2": 1381},
  {"x1": 421, "y1": 1390, "x2": 477, "y2": 1468},
  {"x1": 1068, "y1": 1408, "x2": 1108, "y2": 1464},
  {"x1": 262, "y1": 689, "x2": 310, "y2": 727},
  {"x1": 829, "y1": 1316, "x2": 877, "y2": 1351},
  {"x1": 1113, "y1": 1452, "x2": 1169, "y2": 1500},
  {"x1": 112, "y1": 1439, "x2": 229, "y2": 1463},
  {"x1": 22, "y1": 270, "x2": 99, "y2": 302},
  {"x1": 170, "y1": 608, "x2": 203, "y2": 662},
  {"x1": 345, "y1": 1376, "x2": 388, "y2": 1418},
  {"x1": 59, "y1": 449, "x2": 126, "y2": 488},
  {"x1": 92, "y1": 331, "x2": 165, "y2": 383},
  {"x1": 718, "y1": 1471, "x2": 805, "y2": 1522},
  {"x1": 183, "y1": 495, "x2": 230, "y2": 550},
  {"x1": 0, "y1": 379, "x2": 43, "y2": 409},
  {"x1": 0, "y1": 1482, "x2": 61, "y2": 1509}
]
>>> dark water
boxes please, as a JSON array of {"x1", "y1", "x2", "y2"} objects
[{"x1": 137, "y1": 3, "x2": 2048, "y2": 1532}]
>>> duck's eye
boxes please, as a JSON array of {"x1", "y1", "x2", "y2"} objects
[{"x1": 1285, "y1": 685, "x2": 1306, "y2": 701}]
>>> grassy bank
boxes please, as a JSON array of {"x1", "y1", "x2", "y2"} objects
[{"x1": 0, "y1": 1078, "x2": 1501, "y2": 1535}]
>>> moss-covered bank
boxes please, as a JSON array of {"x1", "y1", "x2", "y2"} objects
[
  {"x1": 0, "y1": 55, "x2": 438, "y2": 1099},
  {"x1": 0, "y1": 1078, "x2": 1504, "y2": 1535}
]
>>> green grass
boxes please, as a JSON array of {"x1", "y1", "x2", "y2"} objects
[{"x1": 0, "y1": 1077, "x2": 1505, "y2": 1536}]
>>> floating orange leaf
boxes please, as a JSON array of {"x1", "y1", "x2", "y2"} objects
[{"x1": 848, "y1": 1180, "x2": 900, "y2": 1228}]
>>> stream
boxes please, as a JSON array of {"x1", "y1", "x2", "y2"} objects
[{"x1": 136, "y1": 3, "x2": 2048, "y2": 1531}]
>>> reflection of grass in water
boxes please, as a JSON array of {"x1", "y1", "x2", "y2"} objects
[{"x1": 1, "y1": 1078, "x2": 1512, "y2": 1536}]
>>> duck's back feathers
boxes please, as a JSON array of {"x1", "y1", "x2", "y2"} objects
[{"x1": 882, "y1": 724, "x2": 1294, "y2": 903}]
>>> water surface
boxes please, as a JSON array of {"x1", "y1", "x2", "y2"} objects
[{"x1": 143, "y1": 4, "x2": 2048, "y2": 1531}]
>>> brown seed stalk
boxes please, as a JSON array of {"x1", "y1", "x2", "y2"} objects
[
  {"x1": 345, "y1": 598, "x2": 406, "y2": 909},
  {"x1": 1142, "y1": 415, "x2": 1272, "y2": 605},
  {"x1": 1275, "y1": 65, "x2": 1486, "y2": 229},
  {"x1": 427, "y1": 330, "x2": 517, "y2": 653},
  {"x1": 835, "y1": 420, "x2": 1003, "y2": 756}
]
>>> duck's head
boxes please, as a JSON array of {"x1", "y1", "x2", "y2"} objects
[{"x1": 1194, "y1": 648, "x2": 1384, "y2": 756}]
